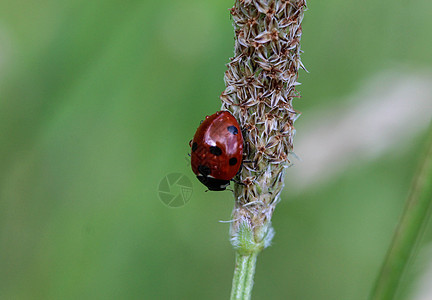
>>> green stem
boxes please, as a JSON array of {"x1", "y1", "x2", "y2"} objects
[
  {"x1": 230, "y1": 252, "x2": 258, "y2": 300},
  {"x1": 369, "y1": 125, "x2": 432, "y2": 300}
]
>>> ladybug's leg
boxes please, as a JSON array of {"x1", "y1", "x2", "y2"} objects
[
  {"x1": 231, "y1": 177, "x2": 245, "y2": 186},
  {"x1": 242, "y1": 159, "x2": 254, "y2": 164},
  {"x1": 241, "y1": 159, "x2": 257, "y2": 170},
  {"x1": 233, "y1": 158, "x2": 256, "y2": 178}
]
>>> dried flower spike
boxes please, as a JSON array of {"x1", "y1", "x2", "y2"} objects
[
  {"x1": 221, "y1": 0, "x2": 307, "y2": 260},
  {"x1": 223, "y1": 1, "x2": 306, "y2": 298}
]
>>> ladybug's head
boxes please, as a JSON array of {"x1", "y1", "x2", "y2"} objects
[{"x1": 196, "y1": 175, "x2": 230, "y2": 191}]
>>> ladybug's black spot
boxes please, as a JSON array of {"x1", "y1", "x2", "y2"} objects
[
  {"x1": 198, "y1": 165, "x2": 211, "y2": 176},
  {"x1": 191, "y1": 142, "x2": 198, "y2": 152},
  {"x1": 229, "y1": 157, "x2": 238, "y2": 166},
  {"x1": 227, "y1": 125, "x2": 238, "y2": 135},
  {"x1": 209, "y1": 146, "x2": 222, "y2": 156}
]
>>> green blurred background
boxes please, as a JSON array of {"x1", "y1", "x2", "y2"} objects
[{"x1": 1, "y1": 0, "x2": 431, "y2": 299}]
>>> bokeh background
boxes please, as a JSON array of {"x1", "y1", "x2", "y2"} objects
[{"x1": 1, "y1": 0, "x2": 432, "y2": 299}]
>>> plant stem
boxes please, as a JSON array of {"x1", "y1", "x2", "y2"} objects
[
  {"x1": 369, "y1": 125, "x2": 432, "y2": 300},
  {"x1": 230, "y1": 252, "x2": 259, "y2": 300}
]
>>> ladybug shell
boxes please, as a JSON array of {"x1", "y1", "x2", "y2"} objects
[{"x1": 191, "y1": 111, "x2": 243, "y2": 190}]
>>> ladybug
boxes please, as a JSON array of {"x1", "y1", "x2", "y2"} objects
[{"x1": 190, "y1": 111, "x2": 243, "y2": 191}]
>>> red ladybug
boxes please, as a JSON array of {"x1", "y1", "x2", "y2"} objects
[{"x1": 190, "y1": 111, "x2": 243, "y2": 191}]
